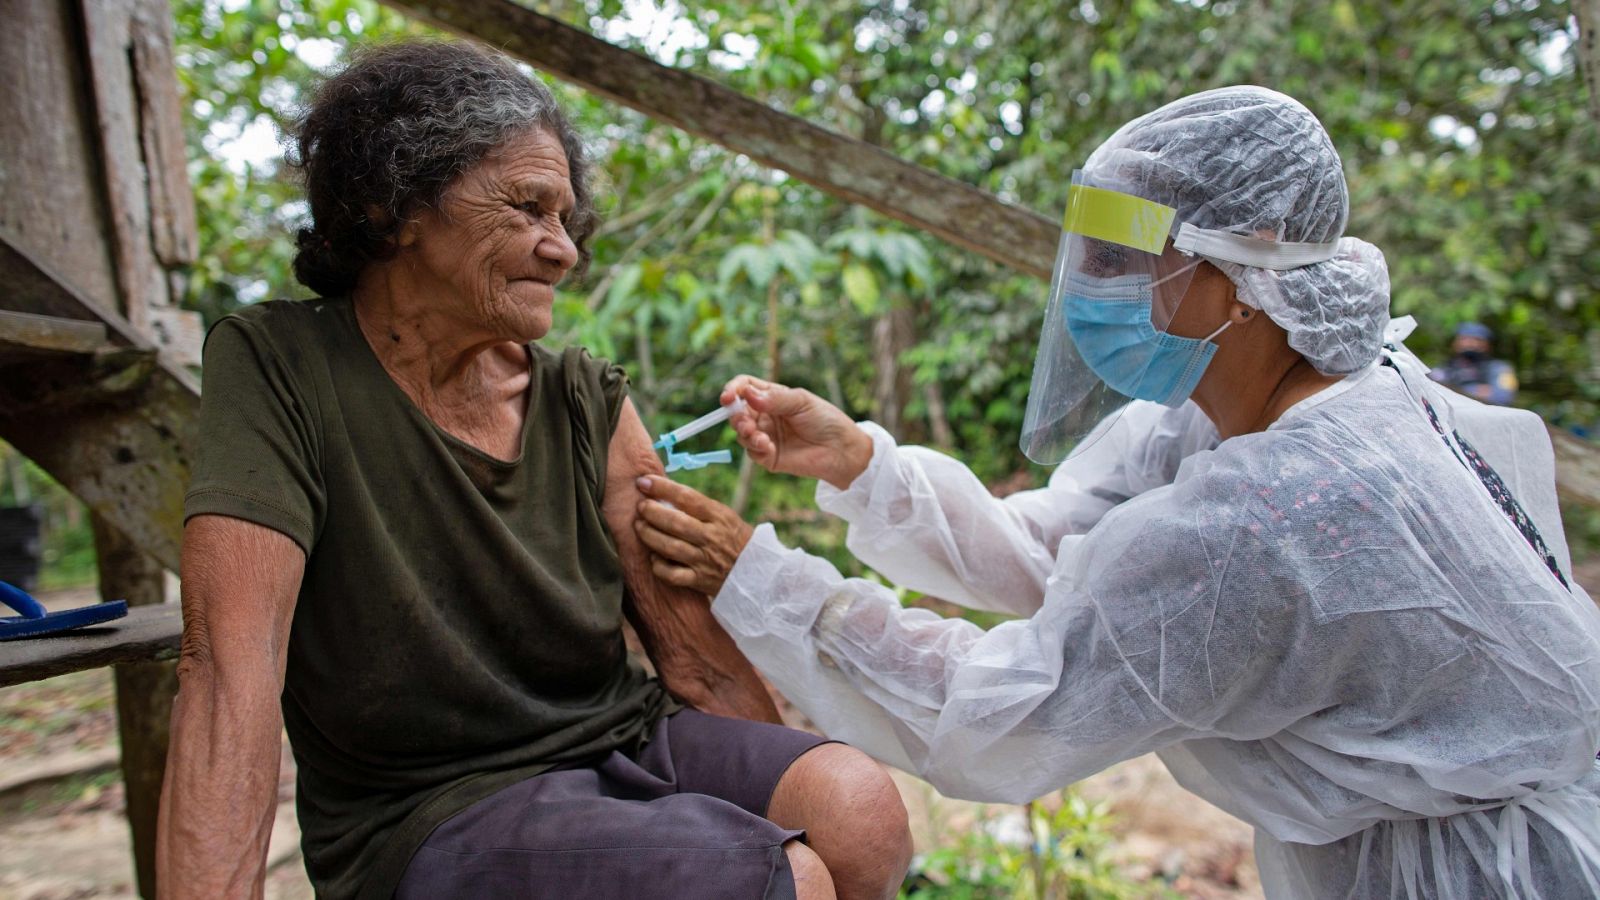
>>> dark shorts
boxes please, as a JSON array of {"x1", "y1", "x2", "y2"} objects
[{"x1": 394, "y1": 709, "x2": 832, "y2": 900}]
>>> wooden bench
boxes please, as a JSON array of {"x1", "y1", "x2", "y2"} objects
[{"x1": 1, "y1": 603, "x2": 181, "y2": 688}]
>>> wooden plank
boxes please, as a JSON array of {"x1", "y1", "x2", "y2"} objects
[
  {"x1": 0, "y1": 232, "x2": 197, "y2": 572},
  {"x1": 0, "y1": 347, "x2": 161, "y2": 416},
  {"x1": 379, "y1": 0, "x2": 1061, "y2": 280},
  {"x1": 0, "y1": 309, "x2": 109, "y2": 354},
  {"x1": 0, "y1": 603, "x2": 182, "y2": 688},
  {"x1": 0, "y1": 230, "x2": 170, "y2": 357},
  {"x1": 0, "y1": 0, "x2": 123, "y2": 307},
  {"x1": 80, "y1": 0, "x2": 168, "y2": 332},
  {"x1": 130, "y1": 0, "x2": 198, "y2": 267},
  {"x1": 78, "y1": 0, "x2": 201, "y2": 365},
  {"x1": 145, "y1": 305, "x2": 205, "y2": 363},
  {"x1": 94, "y1": 514, "x2": 176, "y2": 900}
]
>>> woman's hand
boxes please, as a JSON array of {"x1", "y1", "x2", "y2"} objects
[
  {"x1": 634, "y1": 476, "x2": 755, "y2": 597},
  {"x1": 721, "y1": 376, "x2": 873, "y2": 490}
]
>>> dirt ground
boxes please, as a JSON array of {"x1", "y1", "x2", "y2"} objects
[{"x1": 4, "y1": 554, "x2": 1596, "y2": 898}]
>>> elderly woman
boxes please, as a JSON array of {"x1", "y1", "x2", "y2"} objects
[
  {"x1": 637, "y1": 87, "x2": 1600, "y2": 898},
  {"x1": 156, "y1": 41, "x2": 909, "y2": 900}
]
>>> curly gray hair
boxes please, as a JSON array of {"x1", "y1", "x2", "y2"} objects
[{"x1": 289, "y1": 40, "x2": 598, "y2": 296}]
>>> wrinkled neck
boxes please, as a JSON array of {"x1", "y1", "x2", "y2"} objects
[{"x1": 352, "y1": 260, "x2": 507, "y2": 394}]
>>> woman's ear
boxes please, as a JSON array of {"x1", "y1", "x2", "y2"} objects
[
  {"x1": 365, "y1": 204, "x2": 421, "y2": 249},
  {"x1": 1229, "y1": 302, "x2": 1255, "y2": 326},
  {"x1": 394, "y1": 216, "x2": 421, "y2": 248}
]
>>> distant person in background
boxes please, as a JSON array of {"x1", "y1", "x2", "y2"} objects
[{"x1": 1430, "y1": 322, "x2": 1519, "y2": 405}]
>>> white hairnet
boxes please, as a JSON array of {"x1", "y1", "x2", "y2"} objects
[{"x1": 1081, "y1": 85, "x2": 1392, "y2": 375}]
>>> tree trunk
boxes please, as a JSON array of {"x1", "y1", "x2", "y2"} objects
[
  {"x1": 923, "y1": 379, "x2": 954, "y2": 449},
  {"x1": 871, "y1": 304, "x2": 916, "y2": 441},
  {"x1": 1576, "y1": 0, "x2": 1600, "y2": 125}
]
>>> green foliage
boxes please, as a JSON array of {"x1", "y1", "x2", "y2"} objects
[
  {"x1": 173, "y1": 0, "x2": 431, "y2": 321},
  {"x1": 0, "y1": 445, "x2": 98, "y2": 592},
  {"x1": 904, "y1": 792, "x2": 1173, "y2": 899}
]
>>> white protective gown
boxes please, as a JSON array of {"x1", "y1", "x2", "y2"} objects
[{"x1": 712, "y1": 352, "x2": 1600, "y2": 899}]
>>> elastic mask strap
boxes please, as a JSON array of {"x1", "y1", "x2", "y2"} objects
[
  {"x1": 1202, "y1": 319, "x2": 1232, "y2": 343},
  {"x1": 1148, "y1": 259, "x2": 1203, "y2": 291},
  {"x1": 1173, "y1": 222, "x2": 1341, "y2": 270}
]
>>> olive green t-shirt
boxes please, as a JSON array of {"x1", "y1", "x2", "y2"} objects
[{"x1": 184, "y1": 298, "x2": 672, "y2": 900}]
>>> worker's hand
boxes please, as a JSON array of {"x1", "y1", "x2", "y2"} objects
[
  {"x1": 634, "y1": 476, "x2": 754, "y2": 597},
  {"x1": 720, "y1": 376, "x2": 873, "y2": 490}
]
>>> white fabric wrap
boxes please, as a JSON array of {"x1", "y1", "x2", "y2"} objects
[{"x1": 713, "y1": 374, "x2": 1600, "y2": 899}]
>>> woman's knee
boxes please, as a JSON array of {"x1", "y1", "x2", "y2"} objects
[
  {"x1": 785, "y1": 839, "x2": 837, "y2": 900},
  {"x1": 772, "y1": 743, "x2": 913, "y2": 899}
]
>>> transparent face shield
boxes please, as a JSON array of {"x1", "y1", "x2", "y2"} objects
[{"x1": 1019, "y1": 172, "x2": 1203, "y2": 465}]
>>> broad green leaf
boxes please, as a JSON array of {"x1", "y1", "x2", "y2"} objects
[{"x1": 842, "y1": 263, "x2": 880, "y2": 315}]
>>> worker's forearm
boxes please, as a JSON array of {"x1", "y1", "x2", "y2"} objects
[
  {"x1": 628, "y1": 590, "x2": 781, "y2": 723},
  {"x1": 156, "y1": 665, "x2": 286, "y2": 899}
]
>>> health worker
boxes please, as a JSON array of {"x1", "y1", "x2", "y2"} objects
[{"x1": 632, "y1": 86, "x2": 1600, "y2": 899}]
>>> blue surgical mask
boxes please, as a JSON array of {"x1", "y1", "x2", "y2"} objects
[{"x1": 1062, "y1": 272, "x2": 1231, "y2": 407}]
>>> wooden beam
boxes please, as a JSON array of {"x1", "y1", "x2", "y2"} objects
[
  {"x1": 379, "y1": 0, "x2": 1060, "y2": 280},
  {"x1": 0, "y1": 347, "x2": 161, "y2": 417},
  {"x1": 0, "y1": 309, "x2": 109, "y2": 354},
  {"x1": 0, "y1": 232, "x2": 197, "y2": 572},
  {"x1": 129, "y1": 0, "x2": 197, "y2": 268},
  {"x1": 0, "y1": 603, "x2": 181, "y2": 688}
]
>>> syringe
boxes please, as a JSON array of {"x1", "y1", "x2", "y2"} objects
[{"x1": 653, "y1": 398, "x2": 748, "y2": 450}]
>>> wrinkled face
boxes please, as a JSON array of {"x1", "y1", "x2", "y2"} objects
[{"x1": 402, "y1": 128, "x2": 579, "y2": 342}]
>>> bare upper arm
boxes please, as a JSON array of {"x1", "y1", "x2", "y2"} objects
[
  {"x1": 179, "y1": 515, "x2": 306, "y2": 682},
  {"x1": 602, "y1": 398, "x2": 667, "y2": 541},
  {"x1": 597, "y1": 398, "x2": 780, "y2": 720}
]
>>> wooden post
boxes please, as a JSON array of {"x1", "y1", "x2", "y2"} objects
[{"x1": 92, "y1": 514, "x2": 176, "y2": 900}]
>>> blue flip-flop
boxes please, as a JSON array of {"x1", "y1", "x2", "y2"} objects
[{"x1": 0, "y1": 580, "x2": 127, "y2": 641}]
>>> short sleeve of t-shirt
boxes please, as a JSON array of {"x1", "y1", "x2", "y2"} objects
[
  {"x1": 588, "y1": 351, "x2": 629, "y2": 436},
  {"x1": 184, "y1": 315, "x2": 325, "y2": 553},
  {"x1": 557, "y1": 346, "x2": 630, "y2": 509}
]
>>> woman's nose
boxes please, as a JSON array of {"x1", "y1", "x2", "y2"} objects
[{"x1": 538, "y1": 224, "x2": 579, "y2": 272}]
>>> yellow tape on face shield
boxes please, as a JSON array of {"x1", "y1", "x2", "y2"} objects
[{"x1": 1061, "y1": 184, "x2": 1176, "y2": 255}]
